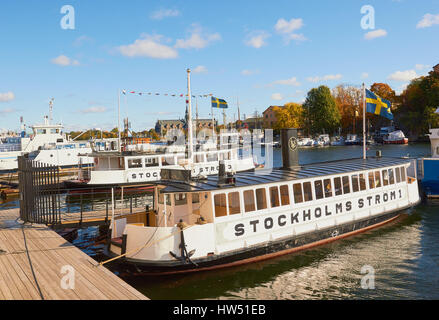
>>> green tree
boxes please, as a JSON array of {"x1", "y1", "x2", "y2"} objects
[{"x1": 303, "y1": 86, "x2": 341, "y2": 135}]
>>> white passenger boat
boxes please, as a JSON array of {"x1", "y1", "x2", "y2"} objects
[
  {"x1": 65, "y1": 147, "x2": 255, "y2": 188},
  {"x1": 106, "y1": 129, "x2": 420, "y2": 274},
  {"x1": 383, "y1": 130, "x2": 409, "y2": 144},
  {"x1": 0, "y1": 115, "x2": 93, "y2": 173}
]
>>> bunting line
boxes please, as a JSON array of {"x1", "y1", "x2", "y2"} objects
[{"x1": 121, "y1": 90, "x2": 213, "y2": 98}]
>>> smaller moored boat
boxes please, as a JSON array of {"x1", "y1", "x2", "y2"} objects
[{"x1": 383, "y1": 130, "x2": 408, "y2": 144}]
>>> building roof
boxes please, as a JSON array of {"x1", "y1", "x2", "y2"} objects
[{"x1": 159, "y1": 157, "x2": 411, "y2": 193}]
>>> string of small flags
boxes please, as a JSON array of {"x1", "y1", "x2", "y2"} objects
[{"x1": 121, "y1": 90, "x2": 213, "y2": 98}]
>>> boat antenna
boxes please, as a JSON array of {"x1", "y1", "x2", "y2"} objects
[{"x1": 49, "y1": 98, "x2": 54, "y2": 124}]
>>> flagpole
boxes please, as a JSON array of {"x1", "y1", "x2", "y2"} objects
[
  {"x1": 118, "y1": 89, "x2": 121, "y2": 152},
  {"x1": 187, "y1": 69, "x2": 194, "y2": 164},
  {"x1": 362, "y1": 83, "x2": 366, "y2": 160}
]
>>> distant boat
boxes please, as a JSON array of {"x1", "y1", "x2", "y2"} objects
[
  {"x1": 298, "y1": 137, "x2": 314, "y2": 147},
  {"x1": 383, "y1": 130, "x2": 408, "y2": 144},
  {"x1": 345, "y1": 134, "x2": 360, "y2": 145},
  {"x1": 330, "y1": 136, "x2": 345, "y2": 146},
  {"x1": 419, "y1": 128, "x2": 439, "y2": 198}
]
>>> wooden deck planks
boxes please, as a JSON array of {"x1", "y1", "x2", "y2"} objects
[{"x1": 0, "y1": 208, "x2": 148, "y2": 300}]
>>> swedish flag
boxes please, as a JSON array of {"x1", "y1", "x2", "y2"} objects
[
  {"x1": 366, "y1": 89, "x2": 393, "y2": 120},
  {"x1": 211, "y1": 97, "x2": 228, "y2": 109}
]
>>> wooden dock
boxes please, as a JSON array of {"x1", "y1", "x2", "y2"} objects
[{"x1": 0, "y1": 208, "x2": 148, "y2": 300}]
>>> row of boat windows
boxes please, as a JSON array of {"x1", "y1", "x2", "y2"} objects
[
  {"x1": 126, "y1": 151, "x2": 234, "y2": 168},
  {"x1": 36, "y1": 129, "x2": 60, "y2": 134},
  {"x1": 213, "y1": 166, "x2": 407, "y2": 218}
]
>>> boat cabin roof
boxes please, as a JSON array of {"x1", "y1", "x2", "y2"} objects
[{"x1": 159, "y1": 157, "x2": 412, "y2": 194}]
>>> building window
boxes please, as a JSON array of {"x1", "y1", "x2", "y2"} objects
[
  {"x1": 228, "y1": 192, "x2": 241, "y2": 215},
  {"x1": 256, "y1": 188, "x2": 267, "y2": 210},
  {"x1": 214, "y1": 194, "x2": 227, "y2": 217},
  {"x1": 243, "y1": 190, "x2": 256, "y2": 212}
]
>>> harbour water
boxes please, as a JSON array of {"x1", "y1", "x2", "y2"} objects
[{"x1": 1, "y1": 143, "x2": 438, "y2": 300}]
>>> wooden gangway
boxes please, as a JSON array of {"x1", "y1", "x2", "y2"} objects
[{"x1": 0, "y1": 208, "x2": 148, "y2": 300}]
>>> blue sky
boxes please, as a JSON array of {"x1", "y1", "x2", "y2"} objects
[{"x1": 1, "y1": 0, "x2": 438, "y2": 132}]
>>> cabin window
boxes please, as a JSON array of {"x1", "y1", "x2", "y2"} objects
[
  {"x1": 128, "y1": 158, "x2": 143, "y2": 168},
  {"x1": 195, "y1": 154, "x2": 205, "y2": 163},
  {"x1": 359, "y1": 173, "x2": 367, "y2": 191},
  {"x1": 207, "y1": 153, "x2": 218, "y2": 162},
  {"x1": 314, "y1": 180, "x2": 324, "y2": 200},
  {"x1": 145, "y1": 158, "x2": 158, "y2": 167},
  {"x1": 374, "y1": 171, "x2": 382, "y2": 188},
  {"x1": 256, "y1": 188, "x2": 267, "y2": 210},
  {"x1": 352, "y1": 175, "x2": 359, "y2": 193},
  {"x1": 280, "y1": 185, "x2": 290, "y2": 206},
  {"x1": 174, "y1": 193, "x2": 187, "y2": 206},
  {"x1": 342, "y1": 176, "x2": 350, "y2": 194},
  {"x1": 368, "y1": 172, "x2": 375, "y2": 189},
  {"x1": 269, "y1": 187, "x2": 280, "y2": 208},
  {"x1": 228, "y1": 192, "x2": 241, "y2": 215},
  {"x1": 243, "y1": 190, "x2": 256, "y2": 212},
  {"x1": 192, "y1": 193, "x2": 200, "y2": 204},
  {"x1": 324, "y1": 179, "x2": 332, "y2": 198},
  {"x1": 382, "y1": 170, "x2": 389, "y2": 186},
  {"x1": 395, "y1": 167, "x2": 401, "y2": 183},
  {"x1": 214, "y1": 194, "x2": 227, "y2": 217},
  {"x1": 400, "y1": 166, "x2": 406, "y2": 181},
  {"x1": 303, "y1": 182, "x2": 313, "y2": 201},
  {"x1": 162, "y1": 156, "x2": 175, "y2": 166},
  {"x1": 158, "y1": 193, "x2": 171, "y2": 205},
  {"x1": 293, "y1": 183, "x2": 304, "y2": 203},
  {"x1": 334, "y1": 177, "x2": 343, "y2": 196},
  {"x1": 388, "y1": 169, "x2": 395, "y2": 185}
]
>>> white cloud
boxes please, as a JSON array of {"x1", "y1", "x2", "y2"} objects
[
  {"x1": 271, "y1": 93, "x2": 283, "y2": 101},
  {"x1": 0, "y1": 108, "x2": 17, "y2": 115},
  {"x1": 241, "y1": 69, "x2": 259, "y2": 76},
  {"x1": 118, "y1": 34, "x2": 178, "y2": 59},
  {"x1": 192, "y1": 65, "x2": 208, "y2": 74},
  {"x1": 416, "y1": 13, "x2": 439, "y2": 28},
  {"x1": 364, "y1": 29, "x2": 387, "y2": 40},
  {"x1": 274, "y1": 18, "x2": 304, "y2": 34},
  {"x1": 387, "y1": 70, "x2": 418, "y2": 82},
  {"x1": 274, "y1": 18, "x2": 306, "y2": 43},
  {"x1": 361, "y1": 72, "x2": 369, "y2": 79},
  {"x1": 150, "y1": 8, "x2": 180, "y2": 20},
  {"x1": 307, "y1": 74, "x2": 343, "y2": 82},
  {"x1": 73, "y1": 35, "x2": 93, "y2": 47},
  {"x1": 273, "y1": 77, "x2": 301, "y2": 86},
  {"x1": 415, "y1": 64, "x2": 431, "y2": 70},
  {"x1": 175, "y1": 25, "x2": 221, "y2": 49},
  {"x1": 0, "y1": 92, "x2": 15, "y2": 102},
  {"x1": 51, "y1": 55, "x2": 80, "y2": 66},
  {"x1": 244, "y1": 31, "x2": 270, "y2": 48},
  {"x1": 79, "y1": 106, "x2": 108, "y2": 114}
]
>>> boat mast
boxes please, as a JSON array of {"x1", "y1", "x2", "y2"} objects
[
  {"x1": 187, "y1": 69, "x2": 194, "y2": 164},
  {"x1": 49, "y1": 98, "x2": 54, "y2": 125},
  {"x1": 362, "y1": 83, "x2": 366, "y2": 160},
  {"x1": 118, "y1": 89, "x2": 121, "y2": 152}
]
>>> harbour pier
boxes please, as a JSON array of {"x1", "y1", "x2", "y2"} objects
[{"x1": 0, "y1": 208, "x2": 148, "y2": 300}]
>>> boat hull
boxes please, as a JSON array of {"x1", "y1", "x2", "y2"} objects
[
  {"x1": 110, "y1": 207, "x2": 410, "y2": 275},
  {"x1": 383, "y1": 139, "x2": 408, "y2": 144}
]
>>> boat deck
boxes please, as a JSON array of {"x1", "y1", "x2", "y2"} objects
[{"x1": 0, "y1": 208, "x2": 147, "y2": 300}]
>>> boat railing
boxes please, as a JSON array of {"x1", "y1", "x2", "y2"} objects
[{"x1": 0, "y1": 144, "x2": 21, "y2": 152}]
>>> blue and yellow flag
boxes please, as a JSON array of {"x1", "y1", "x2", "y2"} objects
[
  {"x1": 366, "y1": 89, "x2": 393, "y2": 120},
  {"x1": 211, "y1": 97, "x2": 228, "y2": 109}
]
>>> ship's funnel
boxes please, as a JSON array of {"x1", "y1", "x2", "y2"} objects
[{"x1": 280, "y1": 128, "x2": 299, "y2": 170}]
